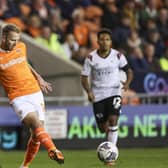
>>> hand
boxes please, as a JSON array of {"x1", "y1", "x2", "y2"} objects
[
  {"x1": 121, "y1": 81, "x2": 129, "y2": 91},
  {"x1": 37, "y1": 75, "x2": 52, "y2": 94},
  {"x1": 87, "y1": 91, "x2": 95, "y2": 102}
]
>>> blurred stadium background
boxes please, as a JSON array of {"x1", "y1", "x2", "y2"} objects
[{"x1": 0, "y1": 0, "x2": 168, "y2": 167}]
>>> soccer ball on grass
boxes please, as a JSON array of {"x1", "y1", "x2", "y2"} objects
[{"x1": 97, "y1": 141, "x2": 119, "y2": 163}]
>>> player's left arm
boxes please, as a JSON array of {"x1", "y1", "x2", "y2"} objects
[
  {"x1": 121, "y1": 64, "x2": 133, "y2": 91},
  {"x1": 29, "y1": 65, "x2": 52, "y2": 93}
]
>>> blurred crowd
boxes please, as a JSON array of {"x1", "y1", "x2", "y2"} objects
[{"x1": 0, "y1": 0, "x2": 168, "y2": 73}]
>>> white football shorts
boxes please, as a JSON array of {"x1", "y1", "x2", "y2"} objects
[{"x1": 10, "y1": 91, "x2": 45, "y2": 121}]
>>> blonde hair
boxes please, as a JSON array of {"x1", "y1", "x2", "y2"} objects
[{"x1": 1, "y1": 24, "x2": 21, "y2": 36}]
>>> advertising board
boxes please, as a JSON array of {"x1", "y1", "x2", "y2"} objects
[{"x1": 1, "y1": 105, "x2": 168, "y2": 149}]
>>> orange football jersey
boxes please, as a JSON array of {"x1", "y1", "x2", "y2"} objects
[{"x1": 0, "y1": 42, "x2": 40, "y2": 100}]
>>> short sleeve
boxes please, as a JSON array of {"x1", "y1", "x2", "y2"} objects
[
  {"x1": 17, "y1": 42, "x2": 27, "y2": 58},
  {"x1": 81, "y1": 57, "x2": 91, "y2": 76},
  {"x1": 119, "y1": 54, "x2": 128, "y2": 68}
]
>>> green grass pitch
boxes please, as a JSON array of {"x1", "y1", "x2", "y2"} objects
[{"x1": 0, "y1": 148, "x2": 168, "y2": 168}]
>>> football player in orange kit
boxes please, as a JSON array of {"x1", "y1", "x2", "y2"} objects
[{"x1": 0, "y1": 24, "x2": 64, "y2": 168}]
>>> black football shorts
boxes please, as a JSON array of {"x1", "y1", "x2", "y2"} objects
[{"x1": 93, "y1": 95, "x2": 122, "y2": 123}]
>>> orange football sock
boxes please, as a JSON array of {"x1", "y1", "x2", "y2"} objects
[
  {"x1": 23, "y1": 137, "x2": 40, "y2": 167},
  {"x1": 34, "y1": 127, "x2": 56, "y2": 152}
]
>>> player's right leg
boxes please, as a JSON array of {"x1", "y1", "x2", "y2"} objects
[
  {"x1": 33, "y1": 125, "x2": 64, "y2": 164},
  {"x1": 11, "y1": 92, "x2": 64, "y2": 167},
  {"x1": 93, "y1": 99, "x2": 107, "y2": 133},
  {"x1": 23, "y1": 113, "x2": 64, "y2": 164}
]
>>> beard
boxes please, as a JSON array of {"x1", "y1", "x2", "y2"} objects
[
  {"x1": 4, "y1": 42, "x2": 15, "y2": 51},
  {"x1": 100, "y1": 45, "x2": 111, "y2": 52}
]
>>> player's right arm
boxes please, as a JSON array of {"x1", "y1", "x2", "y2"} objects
[
  {"x1": 81, "y1": 56, "x2": 95, "y2": 102},
  {"x1": 81, "y1": 75, "x2": 95, "y2": 102}
]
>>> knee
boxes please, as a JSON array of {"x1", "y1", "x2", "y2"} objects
[
  {"x1": 99, "y1": 127, "x2": 105, "y2": 133},
  {"x1": 108, "y1": 115, "x2": 119, "y2": 126},
  {"x1": 23, "y1": 114, "x2": 42, "y2": 130},
  {"x1": 98, "y1": 124, "x2": 108, "y2": 133}
]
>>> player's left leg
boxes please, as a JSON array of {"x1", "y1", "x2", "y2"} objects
[
  {"x1": 104, "y1": 161, "x2": 116, "y2": 166},
  {"x1": 15, "y1": 92, "x2": 64, "y2": 168},
  {"x1": 104, "y1": 114, "x2": 119, "y2": 167},
  {"x1": 106, "y1": 96, "x2": 121, "y2": 145},
  {"x1": 20, "y1": 137, "x2": 40, "y2": 168},
  {"x1": 22, "y1": 112, "x2": 64, "y2": 165},
  {"x1": 20, "y1": 125, "x2": 42, "y2": 168},
  {"x1": 107, "y1": 115, "x2": 119, "y2": 145}
]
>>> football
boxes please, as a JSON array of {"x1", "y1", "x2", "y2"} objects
[{"x1": 97, "y1": 141, "x2": 119, "y2": 163}]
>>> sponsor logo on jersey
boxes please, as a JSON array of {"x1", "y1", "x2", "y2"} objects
[{"x1": 0, "y1": 56, "x2": 26, "y2": 70}]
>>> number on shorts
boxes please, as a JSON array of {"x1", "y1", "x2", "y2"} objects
[{"x1": 113, "y1": 97, "x2": 121, "y2": 109}]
